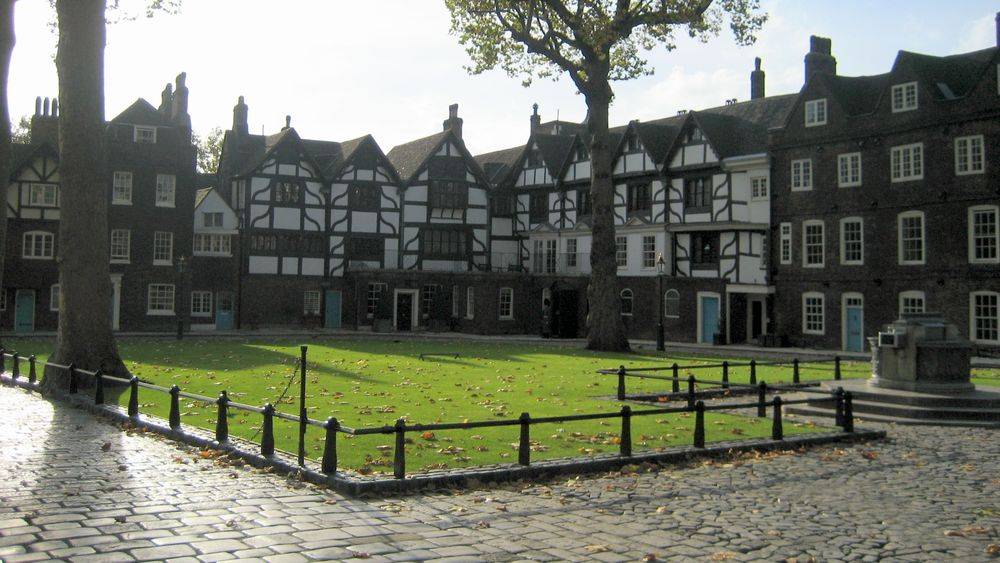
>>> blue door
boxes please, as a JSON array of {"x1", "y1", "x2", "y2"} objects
[
  {"x1": 845, "y1": 298, "x2": 864, "y2": 352},
  {"x1": 324, "y1": 290, "x2": 342, "y2": 329},
  {"x1": 700, "y1": 295, "x2": 720, "y2": 344},
  {"x1": 14, "y1": 290, "x2": 35, "y2": 334},
  {"x1": 215, "y1": 292, "x2": 234, "y2": 330}
]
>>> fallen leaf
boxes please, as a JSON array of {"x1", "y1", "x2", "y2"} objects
[
  {"x1": 101, "y1": 442, "x2": 112, "y2": 452},
  {"x1": 860, "y1": 451, "x2": 878, "y2": 460},
  {"x1": 585, "y1": 545, "x2": 611, "y2": 553}
]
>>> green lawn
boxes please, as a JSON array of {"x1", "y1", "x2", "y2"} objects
[{"x1": 10, "y1": 336, "x2": 981, "y2": 475}]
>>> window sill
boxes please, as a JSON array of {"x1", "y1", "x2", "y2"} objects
[
  {"x1": 193, "y1": 253, "x2": 233, "y2": 258},
  {"x1": 191, "y1": 313, "x2": 213, "y2": 318},
  {"x1": 499, "y1": 316, "x2": 514, "y2": 321},
  {"x1": 891, "y1": 177, "x2": 923, "y2": 183},
  {"x1": 803, "y1": 330, "x2": 825, "y2": 336},
  {"x1": 147, "y1": 310, "x2": 176, "y2": 317},
  {"x1": 153, "y1": 261, "x2": 174, "y2": 267},
  {"x1": 155, "y1": 203, "x2": 176, "y2": 208},
  {"x1": 112, "y1": 201, "x2": 133, "y2": 206},
  {"x1": 898, "y1": 261, "x2": 926, "y2": 266},
  {"x1": 838, "y1": 183, "x2": 861, "y2": 188},
  {"x1": 956, "y1": 170, "x2": 985, "y2": 177},
  {"x1": 840, "y1": 261, "x2": 864, "y2": 266},
  {"x1": 789, "y1": 187, "x2": 813, "y2": 192},
  {"x1": 110, "y1": 259, "x2": 131, "y2": 265}
]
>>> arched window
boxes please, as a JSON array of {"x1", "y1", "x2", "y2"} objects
[
  {"x1": 620, "y1": 289, "x2": 634, "y2": 316},
  {"x1": 664, "y1": 290, "x2": 680, "y2": 318}
]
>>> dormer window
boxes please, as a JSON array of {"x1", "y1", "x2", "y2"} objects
[
  {"x1": 804, "y1": 99, "x2": 827, "y2": 127},
  {"x1": 891, "y1": 82, "x2": 918, "y2": 112},
  {"x1": 133, "y1": 126, "x2": 157, "y2": 144},
  {"x1": 575, "y1": 144, "x2": 588, "y2": 161},
  {"x1": 685, "y1": 128, "x2": 702, "y2": 143},
  {"x1": 626, "y1": 135, "x2": 640, "y2": 152}
]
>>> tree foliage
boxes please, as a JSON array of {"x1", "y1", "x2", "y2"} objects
[
  {"x1": 11, "y1": 115, "x2": 29, "y2": 144},
  {"x1": 194, "y1": 126, "x2": 223, "y2": 174}
]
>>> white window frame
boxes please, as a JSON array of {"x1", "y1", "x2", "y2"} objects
[
  {"x1": 837, "y1": 152, "x2": 862, "y2": 188},
  {"x1": 620, "y1": 289, "x2": 634, "y2": 316},
  {"x1": 750, "y1": 175, "x2": 768, "y2": 200},
  {"x1": 804, "y1": 98, "x2": 827, "y2": 127},
  {"x1": 153, "y1": 231, "x2": 174, "y2": 266},
  {"x1": 466, "y1": 287, "x2": 475, "y2": 320},
  {"x1": 112, "y1": 171, "x2": 133, "y2": 205},
  {"x1": 498, "y1": 287, "x2": 514, "y2": 320},
  {"x1": 890, "y1": 143, "x2": 924, "y2": 182},
  {"x1": 955, "y1": 135, "x2": 985, "y2": 176},
  {"x1": 779, "y1": 222, "x2": 792, "y2": 265},
  {"x1": 147, "y1": 284, "x2": 175, "y2": 316},
  {"x1": 203, "y1": 212, "x2": 224, "y2": 228},
  {"x1": 839, "y1": 217, "x2": 864, "y2": 266},
  {"x1": 802, "y1": 292, "x2": 825, "y2": 335},
  {"x1": 802, "y1": 220, "x2": 825, "y2": 268},
  {"x1": 191, "y1": 291, "x2": 213, "y2": 317},
  {"x1": 891, "y1": 82, "x2": 918, "y2": 113},
  {"x1": 110, "y1": 229, "x2": 131, "y2": 263},
  {"x1": 303, "y1": 291, "x2": 321, "y2": 316},
  {"x1": 133, "y1": 125, "x2": 157, "y2": 144},
  {"x1": 899, "y1": 290, "x2": 926, "y2": 316},
  {"x1": 968, "y1": 205, "x2": 999, "y2": 265},
  {"x1": 641, "y1": 235, "x2": 656, "y2": 269},
  {"x1": 615, "y1": 235, "x2": 627, "y2": 269},
  {"x1": 897, "y1": 211, "x2": 925, "y2": 265},
  {"x1": 155, "y1": 174, "x2": 176, "y2": 208},
  {"x1": 664, "y1": 289, "x2": 680, "y2": 319},
  {"x1": 193, "y1": 233, "x2": 232, "y2": 257},
  {"x1": 22, "y1": 231, "x2": 55, "y2": 260},
  {"x1": 566, "y1": 238, "x2": 578, "y2": 268},
  {"x1": 791, "y1": 159, "x2": 813, "y2": 191},
  {"x1": 970, "y1": 291, "x2": 1000, "y2": 344},
  {"x1": 28, "y1": 183, "x2": 59, "y2": 207},
  {"x1": 50, "y1": 284, "x2": 60, "y2": 312}
]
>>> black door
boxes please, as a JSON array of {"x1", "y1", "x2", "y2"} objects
[
  {"x1": 553, "y1": 289, "x2": 579, "y2": 338},
  {"x1": 751, "y1": 300, "x2": 763, "y2": 339},
  {"x1": 396, "y1": 293, "x2": 412, "y2": 331}
]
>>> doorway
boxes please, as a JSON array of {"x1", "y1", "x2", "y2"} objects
[
  {"x1": 110, "y1": 274, "x2": 122, "y2": 331},
  {"x1": 553, "y1": 289, "x2": 579, "y2": 338},
  {"x1": 843, "y1": 294, "x2": 864, "y2": 352},
  {"x1": 216, "y1": 292, "x2": 235, "y2": 330},
  {"x1": 14, "y1": 290, "x2": 35, "y2": 333},
  {"x1": 394, "y1": 290, "x2": 418, "y2": 331},
  {"x1": 698, "y1": 293, "x2": 720, "y2": 344},
  {"x1": 324, "y1": 290, "x2": 342, "y2": 329},
  {"x1": 747, "y1": 296, "x2": 766, "y2": 342}
]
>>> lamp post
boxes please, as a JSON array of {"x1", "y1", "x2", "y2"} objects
[
  {"x1": 176, "y1": 255, "x2": 188, "y2": 340},
  {"x1": 656, "y1": 252, "x2": 665, "y2": 351}
]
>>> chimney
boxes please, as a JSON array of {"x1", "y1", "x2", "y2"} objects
[
  {"x1": 282, "y1": 115, "x2": 291, "y2": 131},
  {"x1": 232, "y1": 95, "x2": 249, "y2": 137},
  {"x1": 170, "y1": 72, "x2": 191, "y2": 138},
  {"x1": 804, "y1": 36, "x2": 836, "y2": 82},
  {"x1": 30, "y1": 96, "x2": 60, "y2": 146},
  {"x1": 159, "y1": 83, "x2": 173, "y2": 115},
  {"x1": 530, "y1": 103, "x2": 541, "y2": 134},
  {"x1": 996, "y1": 11, "x2": 999, "y2": 46},
  {"x1": 443, "y1": 103, "x2": 463, "y2": 139},
  {"x1": 750, "y1": 57, "x2": 765, "y2": 100}
]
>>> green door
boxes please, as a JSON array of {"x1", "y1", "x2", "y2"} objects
[
  {"x1": 324, "y1": 290, "x2": 342, "y2": 329},
  {"x1": 14, "y1": 290, "x2": 35, "y2": 333}
]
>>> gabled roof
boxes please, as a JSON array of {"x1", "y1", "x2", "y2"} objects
[
  {"x1": 386, "y1": 130, "x2": 450, "y2": 182},
  {"x1": 819, "y1": 73, "x2": 889, "y2": 116},
  {"x1": 109, "y1": 98, "x2": 173, "y2": 127},
  {"x1": 474, "y1": 145, "x2": 523, "y2": 185},
  {"x1": 892, "y1": 47, "x2": 997, "y2": 100},
  {"x1": 692, "y1": 94, "x2": 797, "y2": 158},
  {"x1": 533, "y1": 133, "x2": 576, "y2": 178},
  {"x1": 612, "y1": 116, "x2": 687, "y2": 164},
  {"x1": 9, "y1": 142, "x2": 59, "y2": 181}
]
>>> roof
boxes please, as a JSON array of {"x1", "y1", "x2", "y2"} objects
[
  {"x1": 474, "y1": 145, "x2": 523, "y2": 185},
  {"x1": 893, "y1": 47, "x2": 997, "y2": 100},
  {"x1": 194, "y1": 187, "x2": 213, "y2": 208},
  {"x1": 8, "y1": 142, "x2": 58, "y2": 180},
  {"x1": 692, "y1": 94, "x2": 798, "y2": 158},
  {"x1": 533, "y1": 133, "x2": 576, "y2": 178},
  {"x1": 109, "y1": 98, "x2": 173, "y2": 127},
  {"x1": 385, "y1": 130, "x2": 450, "y2": 182}
]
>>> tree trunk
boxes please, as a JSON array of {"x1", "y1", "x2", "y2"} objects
[
  {"x1": 0, "y1": 1, "x2": 14, "y2": 349},
  {"x1": 584, "y1": 85, "x2": 629, "y2": 352},
  {"x1": 43, "y1": 0, "x2": 127, "y2": 392}
]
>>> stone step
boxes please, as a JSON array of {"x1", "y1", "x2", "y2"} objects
[
  {"x1": 818, "y1": 382, "x2": 1000, "y2": 409},
  {"x1": 786, "y1": 405, "x2": 1000, "y2": 428}
]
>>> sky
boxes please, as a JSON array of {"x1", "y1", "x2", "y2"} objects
[{"x1": 8, "y1": 0, "x2": 999, "y2": 156}]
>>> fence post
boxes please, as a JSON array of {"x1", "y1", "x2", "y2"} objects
[
  {"x1": 721, "y1": 361, "x2": 729, "y2": 389},
  {"x1": 771, "y1": 396, "x2": 783, "y2": 440},
  {"x1": 127, "y1": 377, "x2": 139, "y2": 419},
  {"x1": 834, "y1": 356, "x2": 842, "y2": 380},
  {"x1": 298, "y1": 345, "x2": 308, "y2": 467},
  {"x1": 687, "y1": 375, "x2": 696, "y2": 408},
  {"x1": 0, "y1": 348, "x2": 5, "y2": 373},
  {"x1": 11, "y1": 353, "x2": 19, "y2": 379},
  {"x1": 169, "y1": 385, "x2": 181, "y2": 430},
  {"x1": 694, "y1": 401, "x2": 706, "y2": 448},
  {"x1": 616, "y1": 365, "x2": 626, "y2": 400},
  {"x1": 757, "y1": 382, "x2": 767, "y2": 418},
  {"x1": 322, "y1": 417, "x2": 338, "y2": 474},
  {"x1": 216, "y1": 391, "x2": 229, "y2": 443},
  {"x1": 68, "y1": 364, "x2": 78, "y2": 394},
  {"x1": 261, "y1": 403, "x2": 275, "y2": 457},
  {"x1": 749, "y1": 360, "x2": 757, "y2": 385},
  {"x1": 518, "y1": 412, "x2": 531, "y2": 466},
  {"x1": 792, "y1": 358, "x2": 800, "y2": 384},
  {"x1": 834, "y1": 387, "x2": 844, "y2": 427},
  {"x1": 94, "y1": 370, "x2": 105, "y2": 405},
  {"x1": 393, "y1": 418, "x2": 406, "y2": 479},
  {"x1": 620, "y1": 405, "x2": 632, "y2": 457},
  {"x1": 28, "y1": 356, "x2": 37, "y2": 384},
  {"x1": 671, "y1": 363, "x2": 679, "y2": 393},
  {"x1": 843, "y1": 392, "x2": 854, "y2": 433}
]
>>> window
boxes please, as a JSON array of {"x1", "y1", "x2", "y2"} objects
[
  {"x1": 529, "y1": 191, "x2": 547, "y2": 223},
  {"x1": 779, "y1": 223, "x2": 792, "y2": 265},
  {"x1": 891, "y1": 82, "x2": 918, "y2": 112},
  {"x1": 155, "y1": 174, "x2": 176, "y2": 207},
  {"x1": 969, "y1": 206, "x2": 999, "y2": 264},
  {"x1": 791, "y1": 159, "x2": 813, "y2": 191},
  {"x1": 575, "y1": 143, "x2": 588, "y2": 161},
  {"x1": 191, "y1": 291, "x2": 213, "y2": 317},
  {"x1": 451, "y1": 285, "x2": 459, "y2": 318},
  {"x1": 642, "y1": 235, "x2": 656, "y2": 269},
  {"x1": 532, "y1": 240, "x2": 543, "y2": 274},
  {"x1": 544, "y1": 239, "x2": 556, "y2": 274},
  {"x1": 750, "y1": 176, "x2": 768, "y2": 200},
  {"x1": 250, "y1": 234, "x2": 277, "y2": 252},
  {"x1": 691, "y1": 233, "x2": 719, "y2": 266},
  {"x1": 840, "y1": 218, "x2": 863, "y2": 265},
  {"x1": 664, "y1": 289, "x2": 680, "y2": 318},
  {"x1": 566, "y1": 238, "x2": 578, "y2": 268},
  {"x1": 802, "y1": 293, "x2": 825, "y2": 335},
  {"x1": 499, "y1": 287, "x2": 514, "y2": 320},
  {"x1": 366, "y1": 282, "x2": 386, "y2": 319},
  {"x1": 615, "y1": 236, "x2": 627, "y2": 268},
  {"x1": 303, "y1": 291, "x2": 321, "y2": 316},
  {"x1": 577, "y1": 189, "x2": 591, "y2": 217},
  {"x1": 466, "y1": 287, "x2": 474, "y2": 319},
  {"x1": 28, "y1": 183, "x2": 59, "y2": 207},
  {"x1": 803, "y1": 221, "x2": 824, "y2": 268},
  {"x1": 133, "y1": 126, "x2": 156, "y2": 143},
  {"x1": 112, "y1": 171, "x2": 133, "y2": 205},
  {"x1": 22, "y1": 231, "x2": 54, "y2": 259},
  {"x1": 684, "y1": 177, "x2": 712, "y2": 211},
  {"x1": 153, "y1": 231, "x2": 174, "y2": 265},
  {"x1": 348, "y1": 237, "x2": 382, "y2": 259},
  {"x1": 626, "y1": 134, "x2": 640, "y2": 152},
  {"x1": 891, "y1": 143, "x2": 923, "y2": 182},
  {"x1": 350, "y1": 185, "x2": 380, "y2": 211},
  {"x1": 275, "y1": 182, "x2": 301, "y2": 203},
  {"x1": 899, "y1": 291, "x2": 926, "y2": 316},
  {"x1": 193, "y1": 234, "x2": 232, "y2": 256},
  {"x1": 110, "y1": 229, "x2": 131, "y2": 262},
  {"x1": 203, "y1": 212, "x2": 224, "y2": 228},
  {"x1": 50, "y1": 284, "x2": 60, "y2": 312},
  {"x1": 490, "y1": 195, "x2": 513, "y2": 217},
  {"x1": 147, "y1": 284, "x2": 175, "y2": 315},
  {"x1": 971, "y1": 292, "x2": 999, "y2": 344},
  {"x1": 837, "y1": 153, "x2": 862, "y2": 187},
  {"x1": 955, "y1": 135, "x2": 985, "y2": 175},
  {"x1": 620, "y1": 289, "x2": 633, "y2": 316},
  {"x1": 898, "y1": 211, "x2": 925, "y2": 265},
  {"x1": 804, "y1": 98, "x2": 827, "y2": 126},
  {"x1": 421, "y1": 284, "x2": 439, "y2": 319},
  {"x1": 422, "y1": 229, "x2": 465, "y2": 259},
  {"x1": 429, "y1": 181, "x2": 466, "y2": 209},
  {"x1": 627, "y1": 183, "x2": 651, "y2": 213}
]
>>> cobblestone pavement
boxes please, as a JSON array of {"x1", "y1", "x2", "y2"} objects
[{"x1": 1, "y1": 386, "x2": 998, "y2": 562}]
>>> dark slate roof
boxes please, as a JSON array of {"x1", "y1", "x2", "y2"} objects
[
  {"x1": 300, "y1": 138, "x2": 345, "y2": 177},
  {"x1": 194, "y1": 173, "x2": 218, "y2": 191},
  {"x1": 535, "y1": 120, "x2": 584, "y2": 136},
  {"x1": 533, "y1": 133, "x2": 576, "y2": 178},
  {"x1": 385, "y1": 130, "x2": 450, "y2": 182},
  {"x1": 8, "y1": 142, "x2": 58, "y2": 180},
  {"x1": 692, "y1": 94, "x2": 797, "y2": 158},
  {"x1": 894, "y1": 47, "x2": 997, "y2": 100},
  {"x1": 474, "y1": 145, "x2": 523, "y2": 185},
  {"x1": 109, "y1": 98, "x2": 173, "y2": 127}
]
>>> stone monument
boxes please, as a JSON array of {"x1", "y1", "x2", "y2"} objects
[{"x1": 868, "y1": 312, "x2": 974, "y2": 394}]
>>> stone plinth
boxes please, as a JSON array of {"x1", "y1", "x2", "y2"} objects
[{"x1": 869, "y1": 313, "x2": 974, "y2": 394}]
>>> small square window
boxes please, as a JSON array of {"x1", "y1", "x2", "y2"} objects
[
  {"x1": 303, "y1": 291, "x2": 321, "y2": 316},
  {"x1": 134, "y1": 126, "x2": 157, "y2": 144},
  {"x1": 805, "y1": 99, "x2": 827, "y2": 126},
  {"x1": 837, "y1": 153, "x2": 862, "y2": 187},
  {"x1": 791, "y1": 159, "x2": 813, "y2": 191},
  {"x1": 891, "y1": 82, "x2": 918, "y2": 112}
]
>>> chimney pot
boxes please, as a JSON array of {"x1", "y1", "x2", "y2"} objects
[
  {"x1": 804, "y1": 35, "x2": 837, "y2": 83},
  {"x1": 233, "y1": 96, "x2": 249, "y2": 137},
  {"x1": 449, "y1": 103, "x2": 459, "y2": 119},
  {"x1": 43, "y1": 97, "x2": 50, "y2": 116},
  {"x1": 995, "y1": 11, "x2": 999, "y2": 47},
  {"x1": 51, "y1": 98, "x2": 58, "y2": 117},
  {"x1": 750, "y1": 57, "x2": 766, "y2": 100},
  {"x1": 443, "y1": 103, "x2": 463, "y2": 138},
  {"x1": 34, "y1": 96, "x2": 41, "y2": 116},
  {"x1": 530, "y1": 103, "x2": 541, "y2": 134},
  {"x1": 283, "y1": 115, "x2": 291, "y2": 130}
]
